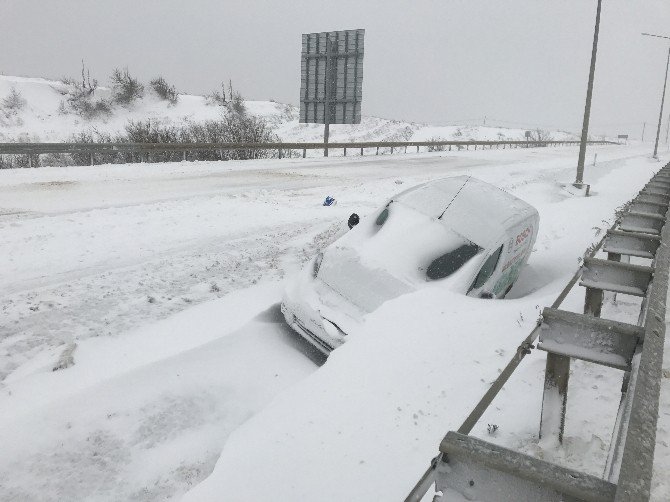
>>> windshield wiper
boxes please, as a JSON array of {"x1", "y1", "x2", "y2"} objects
[{"x1": 438, "y1": 176, "x2": 470, "y2": 220}]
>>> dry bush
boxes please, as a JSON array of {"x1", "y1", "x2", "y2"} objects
[
  {"x1": 110, "y1": 67, "x2": 144, "y2": 105},
  {"x1": 1, "y1": 87, "x2": 27, "y2": 114},
  {"x1": 150, "y1": 76, "x2": 179, "y2": 105}
]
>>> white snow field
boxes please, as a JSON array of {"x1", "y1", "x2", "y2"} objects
[{"x1": 1, "y1": 144, "x2": 669, "y2": 501}]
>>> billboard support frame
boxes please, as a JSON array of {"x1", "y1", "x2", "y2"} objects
[{"x1": 300, "y1": 29, "x2": 365, "y2": 157}]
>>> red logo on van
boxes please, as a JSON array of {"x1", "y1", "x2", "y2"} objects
[{"x1": 515, "y1": 227, "x2": 532, "y2": 246}]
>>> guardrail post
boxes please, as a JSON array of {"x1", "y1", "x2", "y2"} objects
[
  {"x1": 584, "y1": 287, "x2": 604, "y2": 317},
  {"x1": 391, "y1": 147, "x2": 394, "y2": 154},
  {"x1": 360, "y1": 147, "x2": 363, "y2": 156},
  {"x1": 607, "y1": 252, "x2": 621, "y2": 262},
  {"x1": 540, "y1": 353, "x2": 570, "y2": 445},
  {"x1": 540, "y1": 278, "x2": 604, "y2": 445},
  {"x1": 376, "y1": 147, "x2": 379, "y2": 155},
  {"x1": 278, "y1": 148, "x2": 282, "y2": 159},
  {"x1": 89, "y1": 153, "x2": 94, "y2": 166},
  {"x1": 416, "y1": 145, "x2": 420, "y2": 153},
  {"x1": 303, "y1": 148, "x2": 306, "y2": 158},
  {"x1": 27, "y1": 154, "x2": 32, "y2": 168},
  {"x1": 344, "y1": 147, "x2": 347, "y2": 157}
]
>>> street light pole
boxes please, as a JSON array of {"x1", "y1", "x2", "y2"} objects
[
  {"x1": 642, "y1": 33, "x2": 670, "y2": 159},
  {"x1": 575, "y1": 0, "x2": 603, "y2": 186},
  {"x1": 653, "y1": 47, "x2": 670, "y2": 159}
]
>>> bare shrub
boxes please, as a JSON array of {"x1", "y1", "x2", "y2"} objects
[
  {"x1": 61, "y1": 62, "x2": 111, "y2": 120},
  {"x1": 280, "y1": 104, "x2": 296, "y2": 121},
  {"x1": 40, "y1": 110, "x2": 280, "y2": 167},
  {"x1": 150, "y1": 76, "x2": 179, "y2": 105},
  {"x1": 2, "y1": 87, "x2": 26, "y2": 114},
  {"x1": 69, "y1": 130, "x2": 117, "y2": 165},
  {"x1": 228, "y1": 92, "x2": 246, "y2": 116},
  {"x1": 63, "y1": 60, "x2": 98, "y2": 98},
  {"x1": 70, "y1": 98, "x2": 113, "y2": 120},
  {"x1": 206, "y1": 82, "x2": 227, "y2": 106},
  {"x1": 528, "y1": 129, "x2": 553, "y2": 142},
  {"x1": 205, "y1": 81, "x2": 246, "y2": 116},
  {"x1": 427, "y1": 137, "x2": 447, "y2": 152},
  {"x1": 42, "y1": 153, "x2": 72, "y2": 167},
  {"x1": 121, "y1": 120, "x2": 183, "y2": 163},
  {"x1": 0, "y1": 155, "x2": 13, "y2": 169},
  {"x1": 5, "y1": 153, "x2": 38, "y2": 168},
  {"x1": 110, "y1": 67, "x2": 144, "y2": 105},
  {"x1": 219, "y1": 112, "x2": 278, "y2": 159},
  {"x1": 120, "y1": 113, "x2": 278, "y2": 161}
]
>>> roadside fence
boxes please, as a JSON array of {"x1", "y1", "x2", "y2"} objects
[{"x1": 0, "y1": 139, "x2": 616, "y2": 168}]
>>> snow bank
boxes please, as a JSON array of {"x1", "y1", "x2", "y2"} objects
[{"x1": 182, "y1": 150, "x2": 661, "y2": 501}]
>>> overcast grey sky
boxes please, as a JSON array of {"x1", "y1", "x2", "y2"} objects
[{"x1": 2, "y1": 0, "x2": 670, "y2": 138}]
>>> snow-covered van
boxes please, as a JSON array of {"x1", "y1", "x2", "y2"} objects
[{"x1": 281, "y1": 176, "x2": 539, "y2": 355}]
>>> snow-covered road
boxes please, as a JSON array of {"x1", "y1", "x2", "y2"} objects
[
  {"x1": 0, "y1": 149, "x2": 562, "y2": 379},
  {"x1": 1, "y1": 144, "x2": 668, "y2": 501}
]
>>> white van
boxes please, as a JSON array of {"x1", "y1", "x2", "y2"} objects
[{"x1": 281, "y1": 176, "x2": 540, "y2": 354}]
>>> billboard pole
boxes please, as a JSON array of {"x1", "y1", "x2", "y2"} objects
[{"x1": 323, "y1": 35, "x2": 331, "y2": 157}]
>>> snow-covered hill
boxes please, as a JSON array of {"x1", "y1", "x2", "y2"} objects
[{"x1": 0, "y1": 74, "x2": 578, "y2": 144}]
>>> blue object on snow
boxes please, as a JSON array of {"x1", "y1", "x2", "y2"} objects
[{"x1": 323, "y1": 196, "x2": 336, "y2": 206}]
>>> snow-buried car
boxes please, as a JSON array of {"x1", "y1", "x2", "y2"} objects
[{"x1": 281, "y1": 175, "x2": 539, "y2": 355}]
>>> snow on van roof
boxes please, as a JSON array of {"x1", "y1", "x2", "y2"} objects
[{"x1": 396, "y1": 176, "x2": 538, "y2": 248}]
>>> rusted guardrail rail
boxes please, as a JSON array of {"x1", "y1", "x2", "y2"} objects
[
  {"x1": 0, "y1": 139, "x2": 616, "y2": 167},
  {"x1": 406, "y1": 163, "x2": 670, "y2": 502}
]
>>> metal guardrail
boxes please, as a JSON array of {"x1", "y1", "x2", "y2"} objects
[
  {"x1": 611, "y1": 199, "x2": 669, "y2": 500},
  {"x1": 406, "y1": 164, "x2": 670, "y2": 501},
  {"x1": 0, "y1": 139, "x2": 616, "y2": 167}
]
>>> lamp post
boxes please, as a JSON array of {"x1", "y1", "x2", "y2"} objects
[
  {"x1": 642, "y1": 33, "x2": 670, "y2": 159},
  {"x1": 575, "y1": 0, "x2": 603, "y2": 187}
]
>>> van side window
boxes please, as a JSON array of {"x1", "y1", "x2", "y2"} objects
[
  {"x1": 376, "y1": 205, "x2": 390, "y2": 226},
  {"x1": 426, "y1": 243, "x2": 481, "y2": 280},
  {"x1": 470, "y1": 245, "x2": 504, "y2": 291}
]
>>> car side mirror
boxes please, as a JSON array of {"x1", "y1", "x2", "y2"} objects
[
  {"x1": 348, "y1": 213, "x2": 360, "y2": 229},
  {"x1": 479, "y1": 291, "x2": 494, "y2": 299}
]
